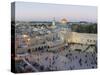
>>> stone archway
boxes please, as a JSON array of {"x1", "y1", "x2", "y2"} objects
[{"x1": 28, "y1": 49, "x2": 31, "y2": 54}]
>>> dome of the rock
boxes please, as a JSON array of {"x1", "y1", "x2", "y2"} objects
[{"x1": 61, "y1": 18, "x2": 68, "y2": 24}]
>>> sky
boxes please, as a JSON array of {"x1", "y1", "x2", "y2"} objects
[{"x1": 14, "y1": 2, "x2": 97, "y2": 22}]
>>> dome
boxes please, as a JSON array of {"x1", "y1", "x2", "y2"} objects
[{"x1": 61, "y1": 18, "x2": 68, "y2": 24}]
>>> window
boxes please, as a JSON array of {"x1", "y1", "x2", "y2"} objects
[{"x1": 87, "y1": 39, "x2": 89, "y2": 42}]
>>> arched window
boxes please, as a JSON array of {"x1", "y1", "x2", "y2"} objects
[
  {"x1": 87, "y1": 39, "x2": 89, "y2": 42},
  {"x1": 94, "y1": 40, "x2": 96, "y2": 42},
  {"x1": 28, "y1": 49, "x2": 31, "y2": 54}
]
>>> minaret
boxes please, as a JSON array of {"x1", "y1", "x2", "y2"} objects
[{"x1": 52, "y1": 17, "x2": 56, "y2": 28}]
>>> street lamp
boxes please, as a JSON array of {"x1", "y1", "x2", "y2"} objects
[
  {"x1": 23, "y1": 34, "x2": 28, "y2": 38},
  {"x1": 27, "y1": 38, "x2": 30, "y2": 41}
]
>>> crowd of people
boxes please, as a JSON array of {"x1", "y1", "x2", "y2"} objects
[{"x1": 15, "y1": 44, "x2": 97, "y2": 73}]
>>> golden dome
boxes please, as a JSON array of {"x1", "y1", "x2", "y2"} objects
[{"x1": 61, "y1": 18, "x2": 68, "y2": 24}]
